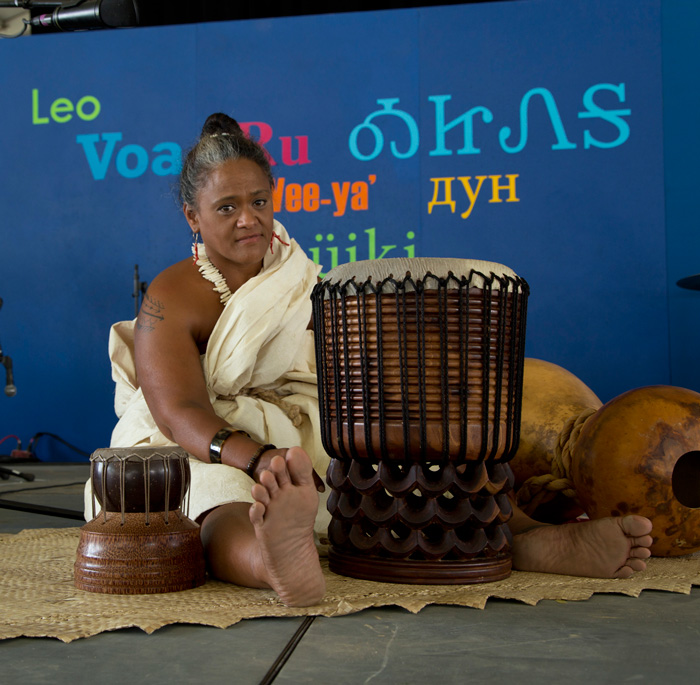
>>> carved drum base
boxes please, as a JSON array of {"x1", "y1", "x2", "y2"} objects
[
  {"x1": 326, "y1": 458, "x2": 514, "y2": 584},
  {"x1": 74, "y1": 512, "x2": 206, "y2": 594}
]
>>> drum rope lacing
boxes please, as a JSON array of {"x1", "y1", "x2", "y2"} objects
[
  {"x1": 312, "y1": 268, "x2": 529, "y2": 463},
  {"x1": 89, "y1": 451, "x2": 191, "y2": 523}
]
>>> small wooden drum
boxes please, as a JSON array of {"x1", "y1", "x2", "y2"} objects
[
  {"x1": 312, "y1": 257, "x2": 529, "y2": 583},
  {"x1": 74, "y1": 447, "x2": 206, "y2": 594}
]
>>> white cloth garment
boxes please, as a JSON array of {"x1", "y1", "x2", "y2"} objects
[{"x1": 85, "y1": 221, "x2": 331, "y2": 533}]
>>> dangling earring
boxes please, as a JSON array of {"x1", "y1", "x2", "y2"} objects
[
  {"x1": 192, "y1": 232, "x2": 201, "y2": 263},
  {"x1": 269, "y1": 231, "x2": 290, "y2": 254}
]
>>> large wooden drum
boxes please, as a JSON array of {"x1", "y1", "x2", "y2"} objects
[
  {"x1": 312, "y1": 258, "x2": 529, "y2": 583},
  {"x1": 75, "y1": 447, "x2": 206, "y2": 594}
]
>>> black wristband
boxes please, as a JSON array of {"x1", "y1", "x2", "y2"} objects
[{"x1": 246, "y1": 443, "x2": 277, "y2": 478}]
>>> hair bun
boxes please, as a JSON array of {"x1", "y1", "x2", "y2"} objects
[
  {"x1": 201, "y1": 113, "x2": 244, "y2": 138},
  {"x1": 180, "y1": 111, "x2": 274, "y2": 206}
]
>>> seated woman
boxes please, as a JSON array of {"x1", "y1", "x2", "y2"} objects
[{"x1": 92, "y1": 113, "x2": 653, "y2": 607}]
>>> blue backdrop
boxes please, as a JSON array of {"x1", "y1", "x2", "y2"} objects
[{"x1": 0, "y1": 0, "x2": 695, "y2": 460}]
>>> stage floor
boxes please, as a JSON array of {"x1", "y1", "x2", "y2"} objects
[{"x1": 1, "y1": 462, "x2": 699, "y2": 684}]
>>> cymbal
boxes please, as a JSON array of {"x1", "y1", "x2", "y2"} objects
[{"x1": 676, "y1": 273, "x2": 700, "y2": 290}]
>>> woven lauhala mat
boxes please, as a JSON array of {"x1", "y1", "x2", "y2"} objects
[{"x1": 2, "y1": 527, "x2": 700, "y2": 643}]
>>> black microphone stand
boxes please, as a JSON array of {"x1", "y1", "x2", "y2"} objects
[
  {"x1": 133, "y1": 264, "x2": 147, "y2": 317},
  {"x1": 0, "y1": 301, "x2": 85, "y2": 520},
  {"x1": 0, "y1": 296, "x2": 32, "y2": 482},
  {"x1": 0, "y1": 297, "x2": 16, "y2": 397}
]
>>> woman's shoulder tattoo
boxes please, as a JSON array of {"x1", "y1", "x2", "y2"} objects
[{"x1": 136, "y1": 293, "x2": 166, "y2": 332}]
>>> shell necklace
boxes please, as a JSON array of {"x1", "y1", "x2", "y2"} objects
[{"x1": 191, "y1": 242, "x2": 232, "y2": 305}]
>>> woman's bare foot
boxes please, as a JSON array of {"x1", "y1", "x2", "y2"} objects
[
  {"x1": 249, "y1": 447, "x2": 325, "y2": 607},
  {"x1": 511, "y1": 515, "x2": 653, "y2": 578}
]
